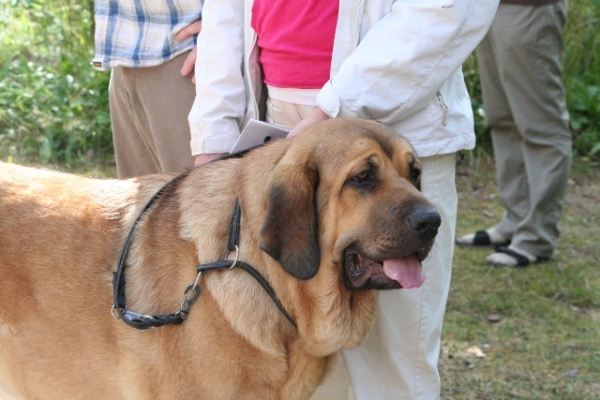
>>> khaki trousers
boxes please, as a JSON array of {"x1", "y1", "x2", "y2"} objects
[
  {"x1": 267, "y1": 98, "x2": 458, "y2": 400},
  {"x1": 477, "y1": 1, "x2": 572, "y2": 257},
  {"x1": 109, "y1": 51, "x2": 196, "y2": 178}
]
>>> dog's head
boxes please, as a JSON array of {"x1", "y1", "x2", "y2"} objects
[{"x1": 259, "y1": 118, "x2": 440, "y2": 291}]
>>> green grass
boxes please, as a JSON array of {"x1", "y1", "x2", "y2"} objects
[{"x1": 441, "y1": 157, "x2": 600, "y2": 399}]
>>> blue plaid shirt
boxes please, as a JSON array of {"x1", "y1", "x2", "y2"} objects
[{"x1": 93, "y1": 0, "x2": 202, "y2": 70}]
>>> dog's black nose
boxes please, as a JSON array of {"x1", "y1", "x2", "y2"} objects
[{"x1": 408, "y1": 206, "x2": 441, "y2": 239}]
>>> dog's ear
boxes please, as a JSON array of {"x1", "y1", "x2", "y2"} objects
[{"x1": 260, "y1": 164, "x2": 320, "y2": 280}]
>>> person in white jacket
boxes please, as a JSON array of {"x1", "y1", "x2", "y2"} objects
[{"x1": 188, "y1": 0, "x2": 499, "y2": 398}]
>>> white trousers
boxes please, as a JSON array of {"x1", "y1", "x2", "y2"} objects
[{"x1": 267, "y1": 98, "x2": 458, "y2": 400}]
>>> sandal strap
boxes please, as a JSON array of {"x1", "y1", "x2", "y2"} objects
[
  {"x1": 472, "y1": 230, "x2": 491, "y2": 246},
  {"x1": 496, "y1": 246, "x2": 532, "y2": 267}
]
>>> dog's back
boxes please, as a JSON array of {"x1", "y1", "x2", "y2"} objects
[{"x1": 0, "y1": 163, "x2": 166, "y2": 398}]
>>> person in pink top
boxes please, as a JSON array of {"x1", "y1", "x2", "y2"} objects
[
  {"x1": 189, "y1": 0, "x2": 500, "y2": 398},
  {"x1": 252, "y1": 0, "x2": 337, "y2": 89}
]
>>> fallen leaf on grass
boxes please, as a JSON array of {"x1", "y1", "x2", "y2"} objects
[
  {"x1": 487, "y1": 313, "x2": 501, "y2": 322},
  {"x1": 467, "y1": 346, "x2": 486, "y2": 358},
  {"x1": 562, "y1": 369, "x2": 578, "y2": 377},
  {"x1": 482, "y1": 210, "x2": 495, "y2": 218}
]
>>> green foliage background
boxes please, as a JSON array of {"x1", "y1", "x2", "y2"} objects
[
  {"x1": 0, "y1": 0, "x2": 111, "y2": 168},
  {"x1": 462, "y1": 0, "x2": 600, "y2": 162},
  {"x1": 0, "y1": 0, "x2": 599, "y2": 168}
]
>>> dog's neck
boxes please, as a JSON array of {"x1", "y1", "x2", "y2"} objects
[{"x1": 179, "y1": 159, "x2": 379, "y2": 349}]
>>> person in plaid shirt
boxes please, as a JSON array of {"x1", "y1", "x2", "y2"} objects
[{"x1": 93, "y1": 0, "x2": 202, "y2": 178}]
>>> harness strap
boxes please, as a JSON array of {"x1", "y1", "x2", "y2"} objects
[
  {"x1": 113, "y1": 259, "x2": 296, "y2": 330},
  {"x1": 112, "y1": 176, "x2": 296, "y2": 331}
]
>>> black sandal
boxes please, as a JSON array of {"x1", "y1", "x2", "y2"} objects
[
  {"x1": 489, "y1": 246, "x2": 549, "y2": 268},
  {"x1": 455, "y1": 230, "x2": 511, "y2": 248}
]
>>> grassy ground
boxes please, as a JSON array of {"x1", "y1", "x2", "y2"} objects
[
  {"x1": 34, "y1": 151, "x2": 600, "y2": 399},
  {"x1": 440, "y1": 154, "x2": 600, "y2": 399}
]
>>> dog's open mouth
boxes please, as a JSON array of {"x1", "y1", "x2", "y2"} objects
[{"x1": 343, "y1": 252, "x2": 426, "y2": 290}]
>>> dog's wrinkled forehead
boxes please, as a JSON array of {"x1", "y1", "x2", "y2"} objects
[
  {"x1": 310, "y1": 120, "x2": 417, "y2": 173},
  {"x1": 348, "y1": 120, "x2": 408, "y2": 154}
]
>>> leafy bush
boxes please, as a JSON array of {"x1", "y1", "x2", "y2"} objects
[
  {"x1": 0, "y1": 0, "x2": 112, "y2": 168},
  {"x1": 564, "y1": 0, "x2": 600, "y2": 161},
  {"x1": 466, "y1": 0, "x2": 600, "y2": 162}
]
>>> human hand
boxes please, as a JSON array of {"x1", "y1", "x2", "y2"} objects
[
  {"x1": 194, "y1": 153, "x2": 228, "y2": 166},
  {"x1": 287, "y1": 108, "x2": 330, "y2": 137},
  {"x1": 177, "y1": 20, "x2": 202, "y2": 83},
  {"x1": 181, "y1": 47, "x2": 198, "y2": 83}
]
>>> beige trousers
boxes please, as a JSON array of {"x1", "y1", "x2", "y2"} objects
[
  {"x1": 477, "y1": 1, "x2": 572, "y2": 257},
  {"x1": 267, "y1": 98, "x2": 458, "y2": 400},
  {"x1": 109, "y1": 51, "x2": 196, "y2": 178}
]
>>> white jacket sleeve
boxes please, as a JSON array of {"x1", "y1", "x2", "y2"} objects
[
  {"x1": 188, "y1": 0, "x2": 246, "y2": 155},
  {"x1": 317, "y1": 0, "x2": 499, "y2": 125}
]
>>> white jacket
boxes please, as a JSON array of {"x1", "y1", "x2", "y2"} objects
[{"x1": 189, "y1": 0, "x2": 499, "y2": 157}]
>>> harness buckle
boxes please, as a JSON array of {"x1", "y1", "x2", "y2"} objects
[
  {"x1": 110, "y1": 305, "x2": 122, "y2": 320},
  {"x1": 229, "y1": 245, "x2": 240, "y2": 269},
  {"x1": 180, "y1": 276, "x2": 202, "y2": 314}
]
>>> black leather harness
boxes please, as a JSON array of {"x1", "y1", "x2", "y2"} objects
[{"x1": 111, "y1": 172, "x2": 297, "y2": 330}]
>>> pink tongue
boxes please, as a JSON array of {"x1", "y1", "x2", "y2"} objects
[{"x1": 383, "y1": 255, "x2": 425, "y2": 288}]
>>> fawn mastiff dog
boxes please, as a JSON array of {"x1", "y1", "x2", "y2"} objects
[{"x1": 0, "y1": 119, "x2": 441, "y2": 400}]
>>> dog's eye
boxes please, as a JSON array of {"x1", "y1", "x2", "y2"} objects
[
  {"x1": 348, "y1": 170, "x2": 375, "y2": 190},
  {"x1": 354, "y1": 171, "x2": 369, "y2": 182},
  {"x1": 411, "y1": 166, "x2": 421, "y2": 189},
  {"x1": 411, "y1": 167, "x2": 421, "y2": 183},
  {"x1": 347, "y1": 163, "x2": 378, "y2": 191}
]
